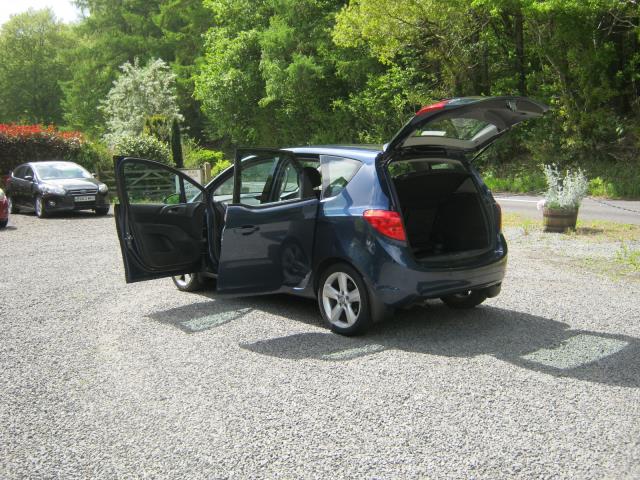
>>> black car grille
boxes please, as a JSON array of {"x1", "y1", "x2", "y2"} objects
[{"x1": 68, "y1": 187, "x2": 98, "y2": 196}]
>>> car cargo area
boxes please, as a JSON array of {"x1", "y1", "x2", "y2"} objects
[{"x1": 390, "y1": 160, "x2": 491, "y2": 260}]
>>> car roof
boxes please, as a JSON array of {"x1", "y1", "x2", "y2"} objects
[
  {"x1": 26, "y1": 161, "x2": 76, "y2": 166},
  {"x1": 286, "y1": 145, "x2": 382, "y2": 164}
]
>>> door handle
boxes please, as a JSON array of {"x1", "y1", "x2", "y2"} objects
[{"x1": 239, "y1": 225, "x2": 259, "y2": 235}]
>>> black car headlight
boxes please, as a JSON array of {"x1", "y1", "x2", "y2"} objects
[{"x1": 40, "y1": 184, "x2": 67, "y2": 195}]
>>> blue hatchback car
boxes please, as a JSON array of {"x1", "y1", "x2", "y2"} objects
[{"x1": 114, "y1": 96, "x2": 547, "y2": 335}]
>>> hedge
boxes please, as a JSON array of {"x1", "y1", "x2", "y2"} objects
[
  {"x1": 0, "y1": 124, "x2": 108, "y2": 175},
  {"x1": 111, "y1": 134, "x2": 171, "y2": 165}
]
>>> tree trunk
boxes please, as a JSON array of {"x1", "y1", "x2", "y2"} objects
[
  {"x1": 171, "y1": 118, "x2": 184, "y2": 169},
  {"x1": 514, "y1": 8, "x2": 526, "y2": 95}
]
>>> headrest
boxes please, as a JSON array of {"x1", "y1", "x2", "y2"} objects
[
  {"x1": 302, "y1": 167, "x2": 321, "y2": 188},
  {"x1": 299, "y1": 166, "x2": 322, "y2": 199}
]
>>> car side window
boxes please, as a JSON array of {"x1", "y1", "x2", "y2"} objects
[
  {"x1": 319, "y1": 156, "x2": 362, "y2": 199},
  {"x1": 12, "y1": 166, "x2": 25, "y2": 179},
  {"x1": 23, "y1": 167, "x2": 34, "y2": 180},
  {"x1": 211, "y1": 174, "x2": 234, "y2": 204},
  {"x1": 276, "y1": 159, "x2": 301, "y2": 201},
  {"x1": 236, "y1": 155, "x2": 279, "y2": 206},
  {"x1": 122, "y1": 161, "x2": 202, "y2": 205}
]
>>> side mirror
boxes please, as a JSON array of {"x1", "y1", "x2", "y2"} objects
[{"x1": 24, "y1": 175, "x2": 33, "y2": 182}]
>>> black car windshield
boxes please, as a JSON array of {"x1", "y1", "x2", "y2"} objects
[{"x1": 33, "y1": 162, "x2": 92, "y2": 180}]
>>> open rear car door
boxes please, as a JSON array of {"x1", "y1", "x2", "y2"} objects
[
  {"x1": 382, "y1": 96, "x2": 549, "y2": 159},
  {"x1": 114, "y1": 157, "x2": 210, "y2": 283},
  {"x1": 215, "y1": 149, "x2": 319, "y2": 295}
]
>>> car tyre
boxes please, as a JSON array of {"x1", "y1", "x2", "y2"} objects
[
  {"x1": 441, "y1": 290, "x2": 487, "y2": 309},
  {"x1": 95, "y1": 206, "x2": 110, "y2": 216},
  {"x1": 8, "y1": 197, "x2": 19, "y2": 214},
  {"x1": 172, "y1": 273, "x2": 206, "y2": 292},
  {"x1": 318, "y1": 263, "x2": 372, "y2": 336},
  {"x1": 34, "y1": 196, "x2": 47, "y2": 218}
]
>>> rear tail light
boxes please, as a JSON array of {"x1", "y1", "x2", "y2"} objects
[
  {"x1": 416, "y1": 100, "x2": 448, "y2": 115},
  {"x1": 495, "y1": 203, "x2": 502, "y2": 232},
  {"x1": 363, "y1": 209, "x2": 406, "y2": 241}
]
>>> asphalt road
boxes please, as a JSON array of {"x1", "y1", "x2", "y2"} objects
[
  {"x1": 1, "y1": 211, "x2": 639, "y2": 478},
  {"x1": 496, "y1": 194, "x2": 640, "y2": 224}
]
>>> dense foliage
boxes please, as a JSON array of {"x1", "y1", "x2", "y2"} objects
[
  {"x1": 0, "y1": 10, "x2": 72, "y2": 124},
  {"x1": 0, "y1": 1, "x2": 637, "y2": 195},
  {"x1": 112, "y1": 135, "x2": 172, "y2": 165}
]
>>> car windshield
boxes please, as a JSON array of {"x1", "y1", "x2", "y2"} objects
[{"x1": 33, "y1": 162, "x2": 92, "y2": 180}]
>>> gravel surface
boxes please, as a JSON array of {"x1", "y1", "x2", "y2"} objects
[{"x1": 1, "y1": 212, "x2": 639, "y2": 479}]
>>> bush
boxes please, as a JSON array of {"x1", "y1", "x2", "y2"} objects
[
  {"x1": 542, "y1": 165, "x2": 589, "y2": 210},
  {"x1": 112, "y1": 134, "x2": 171, "y2": 164},
  {"x1": 211, "y1": 158, "x2": 232, "y2": 177},
  {"x1": 184, "y1": 147, "x2": 226, "y2": 168},
  {"x1": 184, "y1": 146, "x2": 231, "y2": 177},
  {"x1": 0, "y1": 124, "x2": 109, "y2": 174}
]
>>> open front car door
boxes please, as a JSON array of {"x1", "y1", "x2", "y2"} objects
[{"x1": 114, "y1": 157, "x2": 209, "y2": 283}]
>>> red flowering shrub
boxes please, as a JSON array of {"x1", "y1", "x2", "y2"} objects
[{"x1": 0, "y1": 124, "x2": 107, "y2": 174}]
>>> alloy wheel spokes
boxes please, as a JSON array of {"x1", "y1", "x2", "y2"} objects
[
  {"x1": 323, "y1": 284, "x2": 340, "y2": 300},
  {"x1": 330, "y1": 304, "x2": 344, "y2": 323},
  {"x1": 337, "y1": 273, "x2": 348, "y2": 295},
  {"x1": 322, "y1": 271, "x2": 361, "y2": 328}
]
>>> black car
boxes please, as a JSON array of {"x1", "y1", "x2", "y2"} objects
[{"x1": 6, "y1": 161, "x2": 110, "y2": 218}]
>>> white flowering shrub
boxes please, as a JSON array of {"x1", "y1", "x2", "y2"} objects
[
  {"x1": 542, "y1": 164, "x2": 588, "y2": 210},
  {"x1": 101, "y1": 58, "x2": 183, "y2": 146}
]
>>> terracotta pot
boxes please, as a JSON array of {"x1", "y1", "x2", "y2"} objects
[{"x1": 543, "y1": 207, "x2": 578, "y2": 232}]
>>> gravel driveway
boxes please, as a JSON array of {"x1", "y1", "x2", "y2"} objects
[{"x1": 1, "y1": 211, "x2": 639, "y2": 479}]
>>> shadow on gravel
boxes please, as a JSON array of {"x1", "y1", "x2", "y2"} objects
[
  {"x1": 147, "y1": 293, "x2": 639, "y2": 387},
  {"x1": 148, "y1": 294, "x2": 322, "y2": 334},
  {"x1": 238, "y1": 301, "x2": 640, "y2": 388}
]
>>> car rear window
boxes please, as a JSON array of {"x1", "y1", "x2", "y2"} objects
[
  {"x1": 388, "y1": 159, "x2": 466, "y2": 178},
  {"x1": 412, "y1": 117, "x2": 494, "y2": 141},
  {"x1": 319, "y1": 156, "x2": 362, "y2": 198}
]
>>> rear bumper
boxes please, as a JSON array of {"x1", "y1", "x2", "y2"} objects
[{"x1": 361, "y1": 234, "x2": 508, "y2": 309}]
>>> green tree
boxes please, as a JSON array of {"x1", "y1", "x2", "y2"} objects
[
  {"x1": 334, "y1": 0, "x2": 640, "y2": 161},
  {"x1": 195, "y1": 0, "x2": 357, "y2": 146},
  {"x1": 62, "y1": 0, "x2": 169, "y2": 134},
  {"x1": 0, "y1": 9, "x2": 72, "y2": 124},
  {"x1": 154, "y1": 0, "x2": 212, "y2": 139},
  {"x1": 63, "y1": 0, "x2": 210, "y2": 138}
]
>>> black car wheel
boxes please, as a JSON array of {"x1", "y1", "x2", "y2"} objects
[
  {"x1": 318, "y1": 263, "x2": 372, "y2": 336},
  {"x1": 441, "y1": 290, "x2": 487, "y2": 309},
  {"x1": 95, "y1": 207, "x2": 110, "y2": 216},
  {"x1": 8, "y1": 197, "x2": 19, "y2": 214},
  {"x1": 172, "y1": 273, "x2": 205, "y2": 292},
  {"x1": 34, "y1": 196, "x2": 47, "y2": 218}
]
